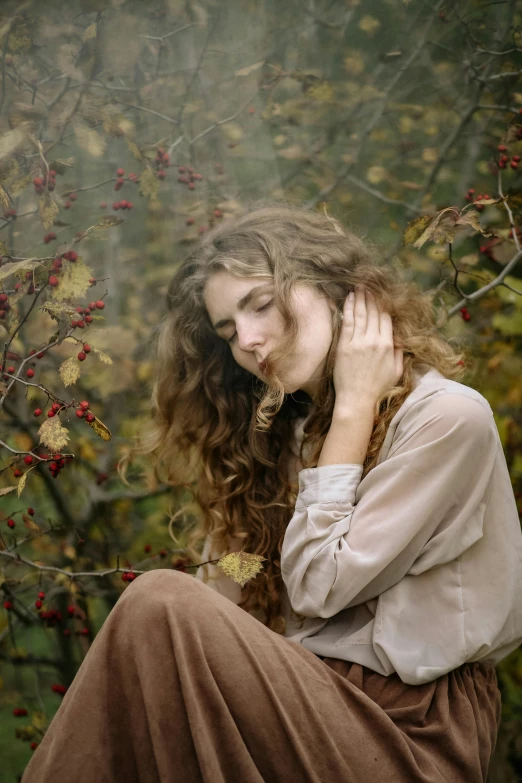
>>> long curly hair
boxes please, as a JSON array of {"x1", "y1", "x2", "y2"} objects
[{"x1": 118, "y1": 198, "x2": 468, "y2": 634}]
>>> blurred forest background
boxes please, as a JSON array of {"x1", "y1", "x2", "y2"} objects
[{"x1": 0, "y1": 0, "x2": 521, "y2": 779}]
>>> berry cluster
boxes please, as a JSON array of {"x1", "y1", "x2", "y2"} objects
[
  {"x1": 76, "y1": 400, "x2": 95, "y2": 424},
  {"x1": 0, "y1": 291, "x2": 10, "y2": 321},
  {"x1": 70, "y1": 299, "x2": 104, "y2": 329},
  {"x1": 155, "y1": 147, "x2": 170, "y2": 179},
  {"x1": 63, "y1": 192, "x2": 78, "y2": 209},
  {"x1": 464, "y1": 189, "x2": 491, "y2": 211},
  {"x1": 112, "y1": 200, "x2": 133, "y2": 210},
  {"x1": 497, "y1": 145, "x2": 520, "y2": 170},
  {"x1": 460, "y1": 307, "x2": 471, "y2": 322},
  {"x1": 77, "y1": 344, "x2": 91, "y2": 362},
  {"x1": 33, "y1": 170, "x2": 57, "y2": 195},
  {"x1": 13, "y1": 708, "x2": 28, "y2": 717},
  {"x1": 177, "y1": 164, "x2": 203, "y2": 190},
  {"x1": 122, "y1": 571, "x2": 137, "y2": 582}
]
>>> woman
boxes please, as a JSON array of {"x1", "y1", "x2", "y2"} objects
[{"x1": 23, "y1": 201, "x2": 522, "y2": 782}]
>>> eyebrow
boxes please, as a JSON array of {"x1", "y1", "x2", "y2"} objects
[{"x1": 212, "y1": 283, "x2": 273, "y2": 331}]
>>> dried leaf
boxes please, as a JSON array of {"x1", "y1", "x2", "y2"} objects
[
  {"x1": 10, "y1": 173, "x2": 32, "y2": 197},
  {"x1": 23, "y1": 515, "x2": 41, "y2": 533},
  {"x1": 403, "y1": 214, "x2": 433, "y2": 246},
  {"x1": 456, "y1": 211, "x2": 493, "y2": 237},
  {"x1": 38, "y1": 191, "x2": 59, "y2": 230},
  {"x1": 38, "y1": 417, "x2": 70, "y2": 452},
  {"x1": 235, "y1": 60, "x2": 265, "y2": 77},
  {"x1": 84, "y1": 22, "x2": 97, "y2": 41},
  {"x1": 411, "y1": 208, "x2": 459, "y2": 248},
  {"x1": 0, "y1": 240, "x2": 9, "y2": 256},
  {"x1": 0, "y1": 258, "x2": 42, "y2": 282},
  {"x1": 0, "y1": 486, "x2": 16, "y2": 497},
  {"x1": 91, "y1": 215, "x2": 124, "y2": 229},
  {"x1": 0, "y1": 186, "x2": 10, "y2": 211},
  {"x1": 59, "y1": 356, "x2": 81, "y2": 387},
  {"x1": 87, "y1": 415, "x2": 112, "y2": 441},
  {"x1": 216, "y1": 551, "x2": 267, "y2": 587}
]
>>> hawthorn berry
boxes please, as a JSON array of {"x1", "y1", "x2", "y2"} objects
[
  {"x1": 7, "y1": 365, "x2": 14, "y2": 374},
  {"x1": 38, "y1": 591, "x2": 45, "y2": 599},
  {"x1": 117, "y1": 167, "x2": 125, "y2": 177},
  {"x1": 24, "y1": 455, "x2": 34, "y2": 465},
  {"x1": 95, "y1": 300, "x2": 105, "y2": 309},
  {"x1": 30, "y1": 742, "x2": 39, "y2": 751},
  {"x1": 13, "y1": 708, "x2": 27, "y2": 717},
  {"x1": 47, "y1": 410, "x2": 56, "y2": 418},
  {"x1": 460, "y1": 307, "x2": 471, "y2": 322},
  {"x1": 76, "y1": 409, "x2": 85, "y2": 418},
  {"x1": 33, "y1": 407, "x2": 42, "y2": 417},
  {"x1": 7, "y1": 519, "x2": 15, "y2": 528},
  {"x1": 35, "y1": 599, "x2": 43, "y2": 609},
  {"x1": 80, "y1": 400, "x2": 90, "y2": 409},
  {"x1": 51, "y1": 684, "x2": 67, "y2": 695},
  {"x1": 157, "y1": 169, "x2": 166, "y2": 179},
  {"x1": 76, "y1": 320, "x2": 85, "y2": 328},
  {"x1": 85, "y1": 413, "x2": 95, "y2": 423},
  {"x1": 12, "y1": 469, "x2": 22, "y2": 477},
  {"x1": 85, "y1": 315, "x2": 93, "y2": 324},
  {"x1": 77, "y1": 351, "x2": 87, "y2": 361},
  {"x1": 497, "y1": 144, "x2": 507, "y2": 152},
  {"x1": 26, "y1": 368, "x2": 35, "y2": 378},
  {"x1": 48, "y1": 275, "x2": 59, "y2": 287},
  {"x1": 4, "y1": 600, "x2": 13, "y2": 610},
  {"x1": 36, "y1": 352, "x2": 44, "y2": 359},
  {"x1": 144, "y1": 544, "x2": 152, "y2": 553}
]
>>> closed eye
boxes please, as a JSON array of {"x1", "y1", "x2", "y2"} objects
[{"x1": 226, "y1": 299, "x2": 273, "y2": 344}]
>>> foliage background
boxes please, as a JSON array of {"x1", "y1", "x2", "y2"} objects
[{"x1": 0, "y1": 0, "x2": 522, "y2": 780}]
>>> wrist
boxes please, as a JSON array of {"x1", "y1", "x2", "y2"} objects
[{"x1": 332, "y1": 397, "x2": 377, "y2": 422}]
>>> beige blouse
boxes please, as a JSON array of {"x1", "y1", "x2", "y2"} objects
[{"x1": 195, "y1": 366, "x2": 522, "y2": 685}]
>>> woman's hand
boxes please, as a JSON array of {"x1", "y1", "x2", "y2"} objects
[{"x1": 332, "y1": 287, "x2": 404, "y2": 411}]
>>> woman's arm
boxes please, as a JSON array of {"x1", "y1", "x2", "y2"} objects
[
  {"x1": 281, "y1": 393, "x2": 497, "y2": 619},
  {"x1": 317, "y1": 400, "x2": 376, "y2": 467}
]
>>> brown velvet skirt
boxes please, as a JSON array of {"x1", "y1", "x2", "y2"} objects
[{"x1": 21, "y1": 570, "x2": 501, "y2": 783}]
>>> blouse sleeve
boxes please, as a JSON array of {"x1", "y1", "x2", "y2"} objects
[{"x1": 280, "y1": 393, "x2": 498, "y2": 619}]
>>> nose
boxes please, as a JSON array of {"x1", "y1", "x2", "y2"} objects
[{"x1": 236, "y1": 319, "x2": 263, "y2": 355}]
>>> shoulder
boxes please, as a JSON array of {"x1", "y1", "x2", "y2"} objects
[{"x1": 387, "y1": 369, "x2": 497, "y2": 455}]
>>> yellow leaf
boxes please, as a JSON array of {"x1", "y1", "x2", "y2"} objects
[
  {"x1": 59, "y1": 356, "x2": 81, "y2": 387},
  {"x1": 73, "y1": 121, "x2": 107, "y2": 158},
  {"x1": 403, "y1": 214, "x2": 434, "y2": 246},
  {"x1": 17, "y1": 470, "x2": 29, "y2": 497},
  {"x1": 84, "y1": 22, "x2": 97, "y2": 41},
  {"x1": 32, "y1": 712, "x2": 48, "y2": 731},
  {"x1": 93, "y1": 348, "x2": 113, "y2": 365},
  {"x1": 216, "y1": 551, "x2": 267, "y2": 588},
  {"x1": 412, "y1": 209, "x2": 459, "y2": 248},
  {"x1": 221, "y1": 123, "x2": 244, "y2": 143},
  {"x1": 0, "y1": 123, "x2": 29, "y2": 159},
  {"x1": 23, "y1": 516, "x2": 41, "y2": 533},
  {"x1": 87, "y1": 415, "x2": 112, "y2": 441},
  {"x1": 38, "y1": 191, "x2": 59, "y2": 230},
  {"x1": 63, "y1": 545, "x2": 76, "y2": 560},
  {"x1": 138, "y1": 168, "x2": 159, "y2": 200},
  {"x1": 366, "y1": 165, "x2": 387, "y2": 184},
  {"x1": 38, "y1": 417, "x2": 70, "y2": 452},
  {"x1": 51, "y1": 259, "x2": 93, "y2": 302},
  {"x1": 358, "y1": 15, "x2": 381, "y2": 35},
  {"x1": 125, "y1": 136, "x2": 144, "y2": 162}
]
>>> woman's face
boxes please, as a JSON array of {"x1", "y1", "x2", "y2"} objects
[{"x1": 203, "y1": 271, "x2": 337, "y2": 399}]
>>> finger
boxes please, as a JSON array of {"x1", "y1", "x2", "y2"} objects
[
  {"x1": 379, "y1": 310, "x2": 394, "y2": 342},
  {"x1": 352, "y1": 286, "x2": 367, "y2": 336},
  {"x1": 342, "y1": 291, "x2": 355, "y2": 340},
  {"x1": 365, "y1": 290, "x2": 380, "y2": 337}
]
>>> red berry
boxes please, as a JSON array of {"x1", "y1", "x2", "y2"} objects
[
  {"x1": 24, "y1": 455, "x2": 34, "y2": 465},
  {"x1": 157, "y1": 170, "x2": 166, "y2": 179},
  {"x1": 89, "y1": 278, "x2": 97, "y2": 285},
  {"x1": 144, "y1": 544, "x2": 152, "y2": 553},
  {"x1": 67, "y1": 605, "x2": 75, "y2": 616},
  {"x1": 76, "y1": 320, "x2": 85, "y2": 328},
  {"x1": 30, "y1": 742, "x2": 38, "y2": 750},
  {"x1": 26, "y1": 368, "x2": 35, "y2": 378},
  {"x1": 38, "y1": 591, "x2": 45, "y2": 599},
  {"x1": 13, "y1": 707, "x2": 28, "y2": 716},
  {"x1": 80, "y1": 400, "x2": 90, "y2": 409},
  {"x1": 76, "y1": 409, "x2": 85, "y2": 418},
  {"x1": 35, "y1": 599, "x2": 43, "y2": 609},
  {"x1": 85, "y1": 315, "x2": 93, "y2": 324},
  {"x1": 47, "y1": 410, "x2": 56, "y2": 418},
  {"x1": 497, "y1": 144, "x2": 507, "y2": 152},
  {"x1": 51, "y1": 684, "x2": 67, "y2": 695},
  {"x1": 83, "y1": 344, "x2": 91, "y2": 353},
  {"x1": 117, "y1": 168, "x2": 125, "y2": 176},
  {"x1": 7, "y1": 519, "x2": 15, "y2": 528},
  {"x1": 112, "y1": 202, "x2": 120, "y2": 210},
  {"x1": 7, "y1": 365, "x2": 14, "y2": 374},
  {"x1": 36, "y1": 352, "x2": 44, "y2": 358},
  {"x1": 33, "y1": 177, "x2": 43, "y2": 187},
  {"x1": 77, "y1": 351, "x2": 87, "y2": 361},
  {"x1": 95, "y1": 300, "x2": 105, "y2": 309},
  {"x1": 51, "y1": 402, "x2": 61, "y2": 411},
  {"x1": 4, "y1": 600, "x2": 13, "y2": 610},
  {"x1": 85, "y1": 413, "x2": 95, "y2": 423},
  {"x1": 188, "y1": 182, "x2": 195, "y2": 190},
  {"x1": 115, "y1": 178, "x2": 124, "y2": 191},
  {"x1": 48, "y1": 275, "x2": 59, "y2": 287},
  {"x1": 513, "y1": 155, "x2": 521, "y2": 163},
  {"x1": 213, "y1": 209, "x2": 222, "y2": 218},
  {"x1": 69, "y1": 192, "x2": 77, "y2": 201},
  {"x1": 34, "y1": 408, "x2": 42, "y2": 417},
  {"x1": 511, "y1": 161, "x2": 519, "y2": 170},
  {"x1": 12, "y1": 469, "x2": 22, "y2": 477}
]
